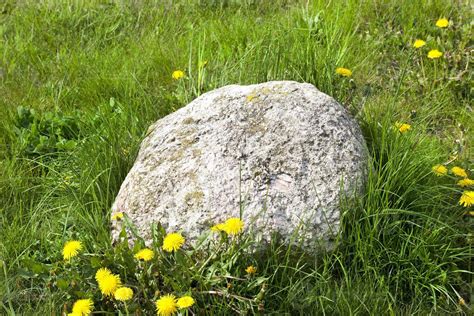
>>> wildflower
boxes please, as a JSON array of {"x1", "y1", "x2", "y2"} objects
[
  {"x1": 211, "y1": 223, "x2": 226, "y2": 232},
  {"x1": 335, "y1": 67, "x2": 352, "y2": 77},
  {"x1": 71, "y1": 298, "x2": 93, "y2": 316},
  {"x1": 177, "y1": 296, "x2": 195, "y2": 309},
  {"x1": 222, "y1": 217, "x2": 244, "y2": 235},
  {"x1": 62, "y1": 240, "x2": 83, "y2": 260},
  {"x1": 395, "y1": 122, "x2": 411, "y2": 133},
  {"x1": 432, "y1": 164, "x2": 448, "y2": 176},
  {"x1": 459, "y1": 297, "x2": 466, "y2": 306},
  {"x1": 413, "y1": 39, "x2": 426, "y2": 48},
  {"x1": 99, "y1": 274, "x2": 121, "y2": 296},
  {"x1": 459, "y1": 191, "x2": 474, "y2": 207},
  {"x1": 172, "y1": 70, "x2": 185, "y2": 80},
  {"x1": 162, "y1": 233, "x2": 185, "y2": 252},
  {"x1": 451, "y1": 166, "x2": 468, "y2": 178},
  {"x1": 134, "y1": 248, "x2": 154, "y2": 261},
  {"x1": 245, "y1": 265, "x2": 257, "y2": 275},
  {"x1": 111, "y1": 212, "x2": 124, "y2": 221},
  {"x1": 156, "y1": 294, "x2": 177, "y2": 316},
  {"x1": 114, "y1": 287, "x2": 134, "y2": 301},
  {"x1": 458, "y1": 178, "x2": 474, "y2": 187},
  {"x1": 427, "y1": 49, "x2": 442, "y2": 59},
  {"x1": 96, "y1": 268, "x2": 121, "y2": 297},
  {"x1": 436, "y1": 18, "x2": 449, "y2": 28},
  {"x1": 95, "y1": 267, "x2": 112, "y2": 283}
]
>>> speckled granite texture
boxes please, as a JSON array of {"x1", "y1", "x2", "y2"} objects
[{"x1": 112, "y1": 81, "x2": 368, "y2": 248}]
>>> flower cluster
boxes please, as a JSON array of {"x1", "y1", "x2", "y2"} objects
[
  {"x1": 156, "y1": 294, "x2": 195, "y2": 316},
  {"x1": 413, "y1": 18, "x2": 451, "y2": 59},
  {"x1": 96, "y1": 267, "x2": 122, "y2": 297},
  {"x1": 211, "y1": 217, "x2": 245, "y2": 235},
  {"x1": 431, "y1": 164, "x2": 473, "y2": 208},
  {"x1": 61, "y1": 228, "x2": 194, "y2": 315}
]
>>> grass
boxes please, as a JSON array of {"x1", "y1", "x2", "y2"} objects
[{"x1": 0, "y1": 0, "x2": 472, "y2": 314}]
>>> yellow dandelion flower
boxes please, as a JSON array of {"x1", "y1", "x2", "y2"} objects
[
  {"x1": 177, "y1": 296, "x2": 195, "y2": 309},
  {"x1": 211, "y1": 223, "x2": 226, "y2": 233},
  {"x1": 395, "y1": 122, "x2": 411, "y2": 133},
  {"x1": 245, "y1": 265, "x2": 257, "y2": 275},
  {"x1": 172, "y1": 70, "x2": 185, "y2": 80},
  {"x1": 432, "y1": 164, "x2": 447, "y2": 176},
  {"x1": 458, "y1": 178, "x2": 474, "y2": 187},
  {"x1": 222, "y1": 217, "x2": 244, "y2": 235},
  {"x1": 95, "y1": 267, "x2": 112, "y2": 283},
  {"x1": 335, "y1": 67, "x2": 352, "y2": 77},
  {"x1": 162, "y1": 233, "x2": 185, "y2": 252},
  {"x1": 427, "y1": 49, "x2": 443, "y2": 59},
  {"x1": 71, "y1": 298, "x2": 93, "y2": 316},
  {"x1": 114, "y1": 287, "x2": 134, "y2": 301},
  {"x1": 96, "y1": 269, "x2": 121, "y2": 297},
  {"x1": 436, "y1": 18, "x2": 449, "y2": 28},
  {"x1": 111, "y1": 212, "x2": 124, "y2": 221},
  {"x1": 134, "y1": 248, "x2": 155, "y2": 261},
  {"x1": 156, "y1": 294, "x2": 177, "y2": 316},
  {"x1": 451, "y1": 166, "x2": 468, "y2": 178},
  {"x1": 459, "y1": 191, "x2": 474, "y2": 207},
  {"x1": 413, "y1": 39, "x2": 426, "y2": 48},
  {"x1": 68, "y1": 313, "x2": 81, "y2": 316},
  {"x1": 62, "y1": 240, "x2": 83, "y2": 261}
]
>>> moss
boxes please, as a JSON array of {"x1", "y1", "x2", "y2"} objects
[
  {"x1": 260, "y1": 87, "x2": 272, "y2": 95},
  {"x1": 184, "y1": 190, "x2": 204, "y2": 205},
  {"x1": 182, "y1": 117, "x2": 195, "y2": 125},
  {"x1": 169, "y1": 148, "x2": 185, "y2": 161},
  {"x1": 185, "y1": 171, "x2": 197, "y2": 181},
  {"x1": 177, "y1": 127, "x2": 197, "y2": 138},
  {"x1": 168, "y1": 127, "x2": 199, "y2": 162},
  {"x1": 248, "y1": 121, "x2": 267, "y2": 134},
  {"x1": 181, "y1": 137, "x2": 198, "y2": 147}
]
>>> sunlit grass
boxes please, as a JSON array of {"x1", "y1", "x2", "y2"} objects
[{"x1": 0, "y1": 0, "x2": 472, "y2": 314}]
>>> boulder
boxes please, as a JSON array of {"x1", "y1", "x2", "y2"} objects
[{"x1": 111, "y1": 81, "x2": 368, "y2": 248}]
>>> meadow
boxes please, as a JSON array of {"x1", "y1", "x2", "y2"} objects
[{"x1": 0, "y1": 0, "x2": 472, "y2": 315}]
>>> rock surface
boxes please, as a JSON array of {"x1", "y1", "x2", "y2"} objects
[{"x1": 112, "y1": 81, "x2": 368, "y2": 248}]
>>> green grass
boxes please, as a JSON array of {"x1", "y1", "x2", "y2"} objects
[{"x1": 0, "y1": 0, "x2": 472, "y2": 314}]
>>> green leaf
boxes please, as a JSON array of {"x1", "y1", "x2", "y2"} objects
[
  {"x1": 56, "y1": 278, "x2": 69, "y2": 290},
  {"x1": 90, "y1": 256, "x2": 102, "y2": 269}
]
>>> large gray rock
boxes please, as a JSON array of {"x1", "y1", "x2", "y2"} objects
[{"x1": 112, "y1": 81, "x2": 367, "y2": 248}]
